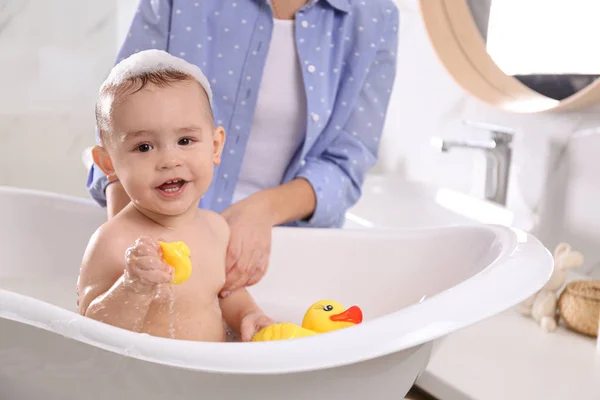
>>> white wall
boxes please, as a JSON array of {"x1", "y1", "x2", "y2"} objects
[
  {"x1": 380, "y1": 0, "x2": 600, "y2": 274},
  {"x1": 0, "y1": 0, "x2": 598, "y2": 274},
  {"x1": 0, "y1": 0, "x2": 117, "y2": 197}
]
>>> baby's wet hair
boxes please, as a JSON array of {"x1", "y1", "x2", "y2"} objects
[
  {"x1": 95, "y1": 50, "x2": 214, "y2": 146},
  {"x1": 95, "y1": 69, "x2": 214, "y2": 145}
]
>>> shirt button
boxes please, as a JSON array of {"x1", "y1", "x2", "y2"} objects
[
  {"x1": 311, "y1": 113, "x2": 320, "y2": 122},
  {"x1": 307, "y1": 65, "x2": 316, "y2": 73},
  {"x1": 301, "y1": 20, "x2": 309, "y2": 28},
  {"x1": 300, "y1": 159, "x2": 307, "y2": 166}
]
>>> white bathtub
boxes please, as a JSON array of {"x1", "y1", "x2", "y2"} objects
[{"x1": 0, "y1": 186, "x2": 552, "y2": 400}]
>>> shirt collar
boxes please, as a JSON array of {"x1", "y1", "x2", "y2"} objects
[
  {"x1": 264, "y1": 0, "x2": 351, "y2": 14},
  {"x1": 317, "y1": 0, "x2": 351, "y2": 13}
]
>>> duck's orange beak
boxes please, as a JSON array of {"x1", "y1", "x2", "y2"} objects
[{"x1": 330, "y1": 306, "x2": 363, "y2": 324}]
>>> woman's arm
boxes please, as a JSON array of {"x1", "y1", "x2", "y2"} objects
[
  {"x1": 87, "y1": 0, "x2": 172, "y2": 209},
  {"x1": 245, "y1": 178, "x2": 317, "y2": 226},
  {"x1": 292, "y1": 5, "x2": 400, "y2": 228},
  {"x1": 221, "y1": 3, "x2": 399, "y2": 292},
  {"x1": 219, "y1": 179, "x2": 316, "y2": 295},
  {"x1": 230, "y1": 5, "x2": 400, "y2": 229}
]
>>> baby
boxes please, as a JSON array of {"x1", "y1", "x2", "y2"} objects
[{"x1": 77, "y1": 50, "x2": 275, "y2": 342}]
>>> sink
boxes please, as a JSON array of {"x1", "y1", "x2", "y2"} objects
[{"x1": 344, "y1": 174, "x2": 534, "y2": 231}]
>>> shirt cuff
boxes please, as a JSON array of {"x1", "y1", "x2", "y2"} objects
[{"x1": 292, "y1": 158, "x2": 350, "y2": 228}]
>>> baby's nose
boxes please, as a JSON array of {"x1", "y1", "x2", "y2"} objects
[{"x1": 157, "y1": 152, "x2": 183, "y2": 170}]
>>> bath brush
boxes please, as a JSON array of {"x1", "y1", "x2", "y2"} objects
[{"x1": 158, "y1": 241, "x2": 192, "y2": 285}]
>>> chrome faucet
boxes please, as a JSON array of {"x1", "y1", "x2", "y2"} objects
[{"x1": 431, "y1": 120, "x2": 515, "y2": 206}]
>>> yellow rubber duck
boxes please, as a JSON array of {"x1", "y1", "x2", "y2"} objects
[
  {"x1": 158, "y1": 241, "x2": 192, "y2": 285},
  {"x1": 252, "y1": 300, "x2": 363, "y2": 342}
]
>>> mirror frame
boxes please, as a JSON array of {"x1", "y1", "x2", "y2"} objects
[{"x1": 418, "y1": 0, "x2": 600, "y2": 113}]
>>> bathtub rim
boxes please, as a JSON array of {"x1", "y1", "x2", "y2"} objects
[{"x1": 0, "y1": 186, "x2": 554, "y2": 375}]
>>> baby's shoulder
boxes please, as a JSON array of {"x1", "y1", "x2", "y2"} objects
[
  {"x1": 195, "y1": 209, "x2": 230, "y2": 242},
  {"x1": 85, "y1": 217, "x2": 135, "y2": 255},
  {"x1": 81, "y1": 222, "x2": 122, "y2": 272}
]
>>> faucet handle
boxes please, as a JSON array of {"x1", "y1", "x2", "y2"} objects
[{"x1": 463, "y1": 120, "x2": 515, "y2": 142}]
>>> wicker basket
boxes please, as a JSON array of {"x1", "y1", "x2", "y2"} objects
[{"x1": 558, "y1": 280, "x2": 600, "y2": 337}]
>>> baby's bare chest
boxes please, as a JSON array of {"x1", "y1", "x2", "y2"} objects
[{"x1": 162, "y1": 228, "x2": 226, "y2": 295}]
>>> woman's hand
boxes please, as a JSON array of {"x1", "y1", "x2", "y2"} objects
[
  {"x1": 220, "y1": 194, "x2": 275, "y2": 297},
  {"x1": 220, "y1": 179, "x2": 316, "y2": 297}
]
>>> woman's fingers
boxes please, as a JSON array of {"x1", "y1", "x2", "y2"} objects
[
  {"x1": 221, "y1": 255, "x2": 247, "y2": 297},
  {"x1": 246, "y1": 254, "x2": 269, "y2": 287},
  {"x1": 222, "y1": 257, "x2": 252, "y2": 296},
  {"x1": 229, "y1": 248, "x2": 259, "y2": 292},
  {"x1": 222, "y1": 262, "x2": 245, "y2": 294},
  {"x1": 222, "y1": 242, "x2": 264, "y2": 296},
  {"x1": 221, "y1": 209, "x2": 273, "y2": 296},
  {"x1": 245, "y1": 235, "x2": 270, "y2": 287},
  {"x1": 225, "y1": 239, "x2": 241, "y2": 273}
]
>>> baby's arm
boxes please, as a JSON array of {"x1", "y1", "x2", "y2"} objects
[
  {"x1": 208, "y1": 212, "x2": 274, "y2": 340},
  {"x1": 78, "y1": 227, "x2": 171, "y2": 332},
  {"x1": 219, "y1": 289, "x2": 264, "y2": 334}
]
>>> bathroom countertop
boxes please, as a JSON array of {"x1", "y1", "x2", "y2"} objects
[{"x1": 416, "y1": 274, "x2": 600, "y2": 400}]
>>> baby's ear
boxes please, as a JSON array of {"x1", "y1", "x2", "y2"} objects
[
  {"x1": 212, "y1": 126, "x2": 226, "y2": 165},
  {"x1": 91, "y1": 145, "x2": 117, "y2": 181}
]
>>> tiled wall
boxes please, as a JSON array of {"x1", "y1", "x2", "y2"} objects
[{"x1": 0, "y1": 0, "x2": 598, "y2": 273}]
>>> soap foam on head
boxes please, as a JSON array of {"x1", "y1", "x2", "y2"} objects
[
  {"x1": 96, "y1": 50, "x2": 214, "y2": 144},
  {"x1": 100, "y1": 49, "x2": 213, "y2": 105}
]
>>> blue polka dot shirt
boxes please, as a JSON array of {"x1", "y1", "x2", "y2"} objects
[{"x1": 87, "y1": 0, "x2": 399, "y2": 228}]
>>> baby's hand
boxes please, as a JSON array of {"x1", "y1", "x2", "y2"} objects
[
  {"x1": 240, "y1": 312, "x2": 277, "y2": 342},
  {"x1": 124, "y1": 236, "x2": 173, "y2": 289}
]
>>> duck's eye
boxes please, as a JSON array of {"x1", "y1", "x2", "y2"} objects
[{"x1": 323, "y1": 305, "x2": 333, "y2": 312}]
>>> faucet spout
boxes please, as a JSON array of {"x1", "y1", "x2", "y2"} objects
[
  {"x1": 431, "y1": 123, "x2": 514, "y2": 206},
  {"x1": 435, "y1": 138, "x2": 496, "y2": 153}
]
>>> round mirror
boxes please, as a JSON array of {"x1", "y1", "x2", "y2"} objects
[{"x1": 419, "y1": 0, "x2": 600, "y2": 113}]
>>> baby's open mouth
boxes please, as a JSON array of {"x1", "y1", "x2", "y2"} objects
[{"x1": 157, "y1": 179, "x2": 187, "y2": 196}]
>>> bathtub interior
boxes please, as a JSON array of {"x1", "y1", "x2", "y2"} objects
[
  {"x1": 256, "y1": 227, "x2": 505, "y2": 322},
  {"x1": 0, "y1": 187, "x2": 507, "y2": 327}
]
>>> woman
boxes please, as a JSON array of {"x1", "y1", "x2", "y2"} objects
[{"x1": 87, "y1": 0, "x2": 399, "y2": 296}]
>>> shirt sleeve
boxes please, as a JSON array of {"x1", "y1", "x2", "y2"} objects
[
  {"x1": 292, "y1": 5, "x2": 400, "y2": 228},
  {"x1": 86, "y1": 0, "x2": 172, "y2": 206}
]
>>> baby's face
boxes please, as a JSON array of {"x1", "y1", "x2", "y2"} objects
[{"x1": 106, "y1": 80, "x2": 223, "y2": 216}]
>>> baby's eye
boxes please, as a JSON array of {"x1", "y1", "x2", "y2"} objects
[
  {"x1": 178, "y1": 137, "x2": 193, "y2": 146},
  {"x1": 137, "y1": 144, "x2": 153, "y2": 152}
]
